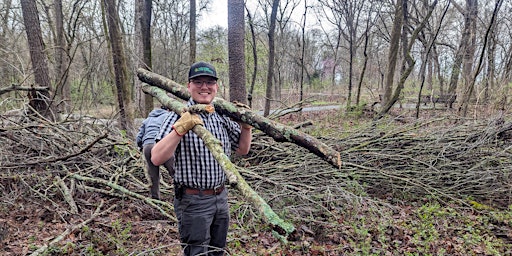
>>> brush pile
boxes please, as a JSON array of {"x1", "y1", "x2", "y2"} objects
[{"x1": 1, "y1": 112, "x2": 511, "y2": 254}]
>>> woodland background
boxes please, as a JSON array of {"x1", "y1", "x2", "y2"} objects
[{"x1": 1, "y1": 0, "x2": 512, "y2": 255}]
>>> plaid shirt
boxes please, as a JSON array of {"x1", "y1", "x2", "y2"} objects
[{"x1": 156, "y1": 99, "x2": 241, "y2": 189}]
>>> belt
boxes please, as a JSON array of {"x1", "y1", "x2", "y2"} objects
[{"x1": 184, "y1": 185, "x2": 225, "y2": 196}]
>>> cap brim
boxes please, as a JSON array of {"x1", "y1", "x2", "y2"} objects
[{"x1": 189, "y1": 74, "x2": 218, "y2": 80}]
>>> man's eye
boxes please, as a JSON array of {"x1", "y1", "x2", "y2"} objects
[{"x1": 193, "y1": 81, "x2": 216, "y2": 87}]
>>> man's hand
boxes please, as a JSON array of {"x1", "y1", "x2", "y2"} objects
[{"x1": 172, "y1": 112, "x2": 203, "y2": 136}]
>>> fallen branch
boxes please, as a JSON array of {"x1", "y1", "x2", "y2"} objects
[
  {"x1": 137, "y1": 68, "x2": 341, "y2": 169},
  {"x1": 70, "y1": 173, "x2": 177, "y2": 222},
  {"x1": 0, "y1": 84, "x2": 49, "y2": 96},
  {"x1": 142, "y1": 84, "x2": 296, "y2": 238},
  {"x1": 55, "y1": 176, "x2": 78, "y2": 214}
]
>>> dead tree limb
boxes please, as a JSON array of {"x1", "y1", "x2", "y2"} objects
[
  {"x1": 142, "y1": 84, "x2": 296, "y2": 238},
  {"x1": 55, "y1": 176, "x2": 78, "y2": 214},
  {"x1": 0, "y1": 84, "x2": 49, "y2": 96},
  {"x1": 71, "y1": 173, "x2": 177, "y2": 222},
  {"x1": 137, "y1": 68, "x2": 342, "y2": 169}
]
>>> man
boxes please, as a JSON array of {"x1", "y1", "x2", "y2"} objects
[
  {"x1": 151, "y1": 61, "x2": 252, "y2": 255},
  {"x1": 136, "y1": 106, "x2": 174, "y2": 200}
]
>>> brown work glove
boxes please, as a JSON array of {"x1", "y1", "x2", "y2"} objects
[
  {"x1": 232, "y1": 101, "x2": 252, "y2": 130},
  {"x1": 172, "y1": 112, "x2": 203, "y2": 136}
]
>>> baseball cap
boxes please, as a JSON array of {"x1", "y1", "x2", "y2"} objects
[{"x1": 188, "y1": 61, "x2": 218, "y2": 80}]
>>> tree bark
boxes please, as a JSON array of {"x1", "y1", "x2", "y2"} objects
[
  {"x1": 134, "y1": 0, "x2": 153, "y2": 117},
  {"x1": 415, "y1": 1, "x2": 449, "y2": 118},
  {"x1": 103, "y1": 0, "x2": 133, "y2": 131},
  {"x1": 53, "y1": 0, "x2": 71, "y2": 112},
  {"x1": 447, "y1": 0, "x2": 478, "y2": 108},
  {"x1": 20, "y1": 0, "x2": 55, "y2": 121},
  {"x1": 263, "y1": 0, "x2": 279, "y2": 116},
  {"x1": 380, "y1": 0, "x2": 403, "y2": 108},
  {"x1": 228, "y1": 0, "x2": 247, "y2": 103},
  {"x1": 377, "y1": 0, "x2": 438, "y2": 119},
  {"x1": 137, "y1": 68, "x2": 342, "y2": 169},
  {"x1": 189, "y1": 0, "x2": 196, "y2": 64},
  {"x1": 246, "y1": 7, "x2": 258, "y2": 108},
  {"x1": 459, "y1": 0, "x2": 502, "y2": 117}
]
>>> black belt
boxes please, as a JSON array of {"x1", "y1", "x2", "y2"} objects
[{"x1": 184, "y1": 185, "x2": 225, "y2": 196}]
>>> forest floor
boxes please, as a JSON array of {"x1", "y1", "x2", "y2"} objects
[{"x1": 1, "y1": 102, "x2": 512, "y2": 255}]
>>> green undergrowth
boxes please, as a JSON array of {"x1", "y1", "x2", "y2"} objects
[{"x1": 227, "y1": 195, "x2": 512, "y2": 255}]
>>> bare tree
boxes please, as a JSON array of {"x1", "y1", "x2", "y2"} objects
[
  {"x1": 53, "y1": 0, "x2": 71, "y2": 112},
  {"x1": 20, "y1": 0, "x2": 55, "y2": 120},
  {"x1": 459, "y1": 0, "x2": 503, "y2": 116},
  {"x1": 323, "y1": 0, "x2": 367, "y2": 108},
  {"x1": 380, "y1": 0, "x2": 403, "y2": 107},
  {"x1": 189, "y1": 0, "x2": 196, "y2": 64},
  {"x1": 299, "y1": 0, "x2": 308, "y2": 104},
  {"x1": 246, "y1": 7, "x2": 258, "y2": 107},
  {"x1": 356, "y1": 6, "x2": 376, "y2": 106},
  {"x1": 103, "y1": 0, "x2": 133, "y2": 131},
  {"x1": 228, "y1": 0, "x2": 247, "y2": 103},
  {"x1": 0, "y1": 0, "x2": 12, "y2": 81},
  {"x1": 377, "y1": 0, "x2": 438, "y2": 119},
  {"x1": 415, "y1": 1, "x2": 450, "y2": 118},
  {"x1": 316, "y1": 1, "x2": 343, "y2": 89},
  {"x1": 135, "y1": 0, "x2": 153, "y2": 117},
  {"x1": 446, "y1": 0, "x2": 478, "y2": 108},
  {"x1": 263, "y1": 0, "x2": 279, "y2": 116}
]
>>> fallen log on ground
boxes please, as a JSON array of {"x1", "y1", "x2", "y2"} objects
[
  {"x1": 142, "y1": 84, "x2": 296, "y2": 239},
  {"x1": 137, "y1": 68, "x2": 341, "y2": 169}
]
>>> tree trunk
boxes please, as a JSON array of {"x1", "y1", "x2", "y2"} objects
[
  {"x1": 134, "y1": 0, "x2": 153, "y2": 117},
  {"x1": 299, "y1": 0, "x2": 307, "y2": 105},
  {"x1": 0, "y1": 0, "x2": 12, "y2": 81},
  {"x1": 53, "y1": 0, "x2": 71, "y2": 113},
  {"x1": 381, "y1": 0, "x2": 403, "y2": 106},
  {"x1": 103, "y1": 0, "x2": 133, "y2": 131},
  {"x1": 246, "y1": 8, "x2": 258, "y2": 108},
  {"x1": 459, "y1": 0, "x2": 502, "y2": 117},
  {"x1": 189, "y1": 0, "x2": 196, "y2": 64},
  {"x1": 263, "y1": 0, "x2": 279, "y2": 117},
  {"x1": 378, "y1": 0, "x2": 438, "y2": 119},
  {"x1": 356, "y1": 18, "x2": 370, "y2": 106},
  {"x1": 433, "y1": 46, "x2": 445, "y2": 95},
  {"x1": 20, "y1": 0, "x2": 55, "y2": 121},
  {"x1": 484, "y1": 23, "x2": 497, "y2": 102},
  {"x1": 447, "y1": 0, "x2": 477, "y2": 108},
  {"x1": 228, "y1": 0, "x2": 247, "y2": 103},
  {"x1": 415, "y1": 1, "x2": 449, "y2": 118}
]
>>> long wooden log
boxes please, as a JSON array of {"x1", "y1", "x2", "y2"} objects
[
  {"x1": 142, "y1": 84, "x2": 296, "y2": 237},
  {"x1": 137, "y1": 68, "x2": 342, "y2": 169}
]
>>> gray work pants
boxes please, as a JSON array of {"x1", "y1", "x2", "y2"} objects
[
  {"x1": 174, "y1": 189, "x2": 229, "y2": 256},
  {"x1": 143, "y1": 143, "x2": 174, "y2": 199}
]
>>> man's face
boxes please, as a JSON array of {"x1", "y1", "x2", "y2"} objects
[{"x1": 188, "y1": 76, "x2": 218, "y2": 104}]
